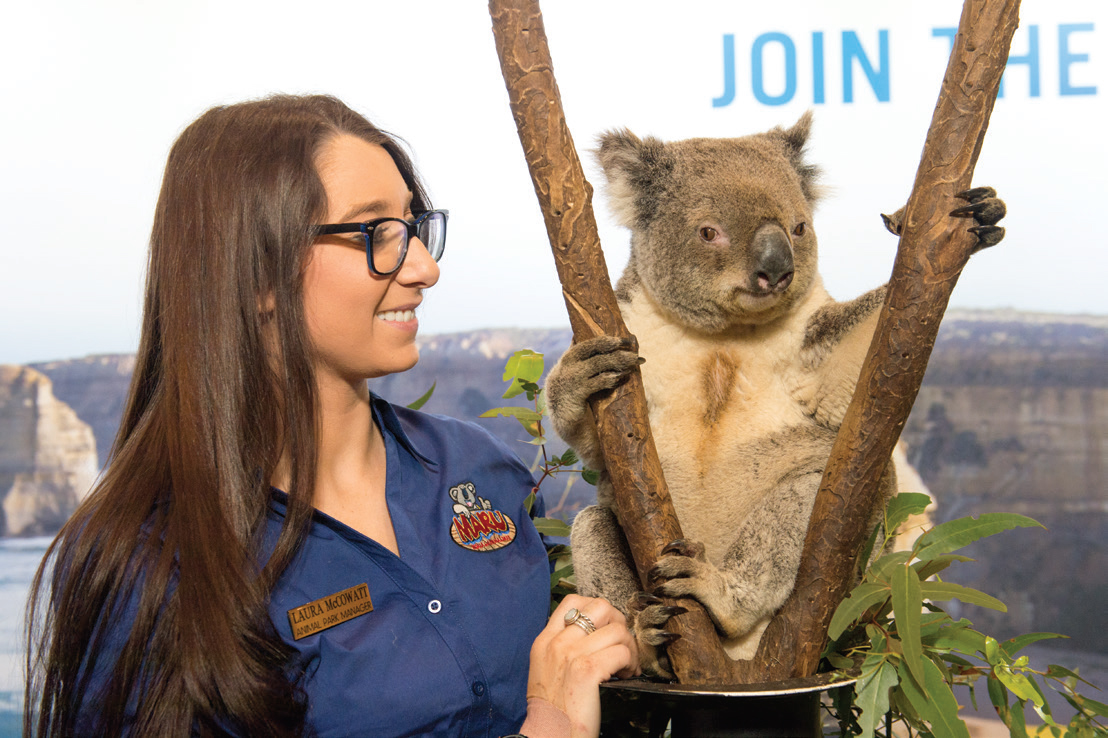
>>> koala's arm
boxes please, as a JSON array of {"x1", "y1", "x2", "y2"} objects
[{"x1": 545, "y1": 336, "x2": 641, "y2": 471}]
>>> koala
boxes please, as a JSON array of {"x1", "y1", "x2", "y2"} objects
[{"x1": 545, "y1": 113, "x2": 1005, "y2": 676}]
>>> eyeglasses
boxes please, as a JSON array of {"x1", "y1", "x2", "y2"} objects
[{"x1": 313, "y1": 210, "x2": 448, "y2": 276}]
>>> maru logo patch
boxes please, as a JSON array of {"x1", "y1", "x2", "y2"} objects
[{"x1": 448, "y1": 481, "x2": 517, "y2": 552}]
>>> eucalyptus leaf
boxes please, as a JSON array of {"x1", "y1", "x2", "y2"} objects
[
  {"x1": 996, "y1": 665, "x2": 1042, "y2": 705},
  {"x1": 987, "y1": 673, "x2": 1010, "y2": 721},
  {"x1": 523, "y1": 490, "x2": 536, "y2": 515},
  {"x1": 826, "y1": 652, "x2": 854, "y2": 670},
  {"x1": 913, "y1": 554, "x2": 975, "y2": 580},
  {"x1": 533, "y1": 517, "x2": 571, "y2": 538},
  {"x1": 1003, "y1": 632, "x2": 1066, "y2": 656},
  {"x1": 582, "y1": 467, "x2": 600, "y2": 486},
  {"x1": 1005, "y1": 698, "x2": 1030, "y2": 738},
  {"x1": 405, "y1": 382, "x2": 436, "y2": 410},
  {"x1": 919, "y1": 581, "x2": 1007, "y2": 612},
  {"x1": 867, "y1": 550, "x2": 914, "y2": 584},
  {"x1": 891, "y1": 562, "x2": 925, "y2": 689},
  {"x1": 929, "y1": 623, "x2": 986, "y2": 656},
  {"x1": 829, "y1": 582, "x2": 890, "y2": 639},
  {"x1": 855, "y1": 656, "x2": 899, "y2": 738},
  {"x1": 501, "y1": 350, "x2": 545, "y2": 398},
  {"x1": 560, "y1": 448, "x2": 579, "y2": 466},
  {"x1": 985, "y1": 636, "x2": 1001, "y2": 666},
  {"x1": 915, "y1": 513, "x2": 1043, "y2": 561},
  {"x1": 886, "y1": 493, "x2": 932, "y2": 536},
  {"x1": 896, "y1": 658, "x2": 972, "y2": 738},
  {"x1": 1075, "y1": 694, "x2": 1108, "y2": 718},
  {"x1": 1045, "y1": 664, "x2": 1096, "y2": 688}
]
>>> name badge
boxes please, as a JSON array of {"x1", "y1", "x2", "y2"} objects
[{"x1": 287, "y1": 583, "x2": 373, "y2": 640}]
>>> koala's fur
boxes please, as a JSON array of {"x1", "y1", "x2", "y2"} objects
[{"x1": 545, "y1": 113, "x2": 1004, "y2": 675}]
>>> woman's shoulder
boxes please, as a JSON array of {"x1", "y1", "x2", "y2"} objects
[{"x1": 376, "y1": 395, "x2": 526, "y2": 466}]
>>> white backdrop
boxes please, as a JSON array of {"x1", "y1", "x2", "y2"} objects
[{"x1": 1, "y1": 0, "x2": 1103, "y2": 364}]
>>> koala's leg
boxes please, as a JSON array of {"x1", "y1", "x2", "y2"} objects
[
  {"x1": 649, "y1": 467, "x2": 822, "y2": 641},
  {"x1": 546, "y1": 335, "x2": 641, "y2": 469},
  {"x1": 571, "y1": 503, "x2": 678, "y2": 677}
]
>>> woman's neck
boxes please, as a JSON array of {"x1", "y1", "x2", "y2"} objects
[{"x1": 274, "y1": 373, "x2": 398, "y2": 554}]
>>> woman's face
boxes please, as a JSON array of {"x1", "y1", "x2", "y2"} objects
[{"x1": 304, "y1": 134, "x2": 440, "y2": 384}]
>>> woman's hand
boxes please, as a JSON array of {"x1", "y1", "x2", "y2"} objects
[{"x1": 525, "y1": 594, "x2": 640, "y2": 738}]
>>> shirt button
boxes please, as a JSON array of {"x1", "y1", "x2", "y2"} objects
[
  {"x1": 428, "y1": 599, "x2": 442, "y2": 614},
  {"x1": 472, "y1": 681, "x2": 486, "y2": 697}
]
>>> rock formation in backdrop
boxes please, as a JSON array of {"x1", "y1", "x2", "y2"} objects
[{"x1": 0, "y1": 365, "x2": 98, "y2": 536}]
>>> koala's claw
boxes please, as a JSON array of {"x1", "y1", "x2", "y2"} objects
[
  {"x1": 630, "y1": 592, "x2": 664, "y2": 610},
  {"x1": 955, "y1": 186, "x2": 997, "y2": 203},
  {"x1": 951, "y1": 186, "x2": 1006, "y2": 251},
  {"x1": 660, "y1": 539, "x2": 707, "y2": 560}
]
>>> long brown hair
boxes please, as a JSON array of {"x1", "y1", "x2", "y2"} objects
[{"x1": 25, "y1": 95, "x2": 430, "y2": 737}]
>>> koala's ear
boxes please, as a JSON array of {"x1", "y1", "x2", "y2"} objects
[
  {"x1": 774, "y1": 111, "x2": 823, "y2": 204},
  {"x1": 595, "y1": 129, "x2": 674, "y2": 228}
]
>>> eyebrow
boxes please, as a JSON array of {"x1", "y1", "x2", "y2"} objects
[{"x1": 339, "y1": 192, "x2": 414, "y2": 223}]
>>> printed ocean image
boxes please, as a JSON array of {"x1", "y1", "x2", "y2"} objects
[{"x1": 0, "y1": 537, "x2": 50, "y2": 737}]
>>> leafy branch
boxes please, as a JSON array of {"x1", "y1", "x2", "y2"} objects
[
  {"x1": 825, "y1": 494, "x2": 1107, "y2": 738},
  {"x1": 480, "y1": 349, "x2": 599, "y2": 609}
]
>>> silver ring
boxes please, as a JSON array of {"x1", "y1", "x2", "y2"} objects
[{"x1": 563, "y1": 607, "x2": 597, "y2": 634}]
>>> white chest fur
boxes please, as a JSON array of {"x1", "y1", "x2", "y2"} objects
[{"x1": 621, "y1": 287, "x2": 832, "y2": 563}]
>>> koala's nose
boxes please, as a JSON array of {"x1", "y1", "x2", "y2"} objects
[{"x1": 751, "y1": 223, "x2": 794, "y2": 294}]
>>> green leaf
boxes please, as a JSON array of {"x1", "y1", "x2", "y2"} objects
[
  {"x1": 915, "y1": 513, "x2": 1043, "y2": 561},
  {"x1": 581, "y1": 467, "x2": 600, "y2": 486},
  {"x1": 891, "y1": 561, "x2": 926, "y2": 689},
  {"x1": 523, "y1": 490, "x2": 536, "y2": 515},
  {"x1": 533, "y1": 517, "x2": 571, "y2": 538},
  {"x1": 501, "y1": 350, "x2": 545, "y2": 399},
  {"x1": 985, "y1": 636, "x2": 1001, "y2": 666},
  {"x1": 479, "y1": 406, "x2": 544, "y2": 438},
  {"x1": 825, "y1": 652, "x2": 853, "y2": 670},
  {"x1": 867, "y1": 550, "x2": 914, "y2": 584},
  {"x1": 996, "y1": 665, "x2": 1042, "y2": 705},
  {"x1": 830, "y1": 582, "x2": 890, "y2": 639},
  {"x1": 913, "y1": 554, "x2": 975, "y2": 581},
  {"x1": 405, "y1": 382, "x2": 436, "y2": 410},
  {"x1": 919, "y1": 582, "x2": 1007, "y2": 612},
  {"x1": 855, "y1": 656, "x2": 899, "y2": 738},
  {"x1": 1005, "y1": 698, "x2": 1030, "y2": 738},
  {"x1": 886, "y1": 493, "x2": 932, "y2": 536},
  {"x1": 1074, "y1": 694, "x2": 1108, "y2": 719},
  {"x1": 987, "y1": 673, "x2": 1010, "y2": 723},
  {"x1": 928, "y1": 622, "x2": 986, "y2": 656},
  {"x1": 856, "y1": 521, "x2": 882, "y2": 579},
  {"x1": 1045, "y1": 664, "x2": 1096, "y2": 688},
  {"x1": 1002, "y1": 632, "x2": 1066, "y2": 656},
  {"x1": 559, "y1": 448, "x2": 579, "y2": 466},
  {"x1": 897, "y1": 658, "x2": 972, "y2": 738}
]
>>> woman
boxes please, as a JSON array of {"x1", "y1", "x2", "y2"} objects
[{"x1": 25, "y1": 94, "x2": 636, "y2": 737}]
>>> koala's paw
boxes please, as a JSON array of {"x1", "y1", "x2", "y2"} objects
[
  {"x1": 626, "y1": 591, "x2": 685, "y2": 679},
  {"x1": 951, "y1": 186, "x2": 1006, "y2": 252},
  {"x1": 547, "y1": 336, "x2": 642, "y2": 427},
  {"x1": 881, "y1": 206, "x2": 906, "y2": 237}
]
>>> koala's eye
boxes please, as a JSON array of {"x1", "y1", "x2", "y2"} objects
[
  {"x1": 699, "y1": 226, "x2": 719, "y2": 242},
  {"x1": 793, "y1": 223, "x2": 806, "y2": 237}
]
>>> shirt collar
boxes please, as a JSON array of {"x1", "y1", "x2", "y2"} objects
[{"x1": 369, "y1": 391, "x2": 437, "y2": 468}]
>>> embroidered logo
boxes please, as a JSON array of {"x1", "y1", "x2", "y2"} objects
[{"x1": 448, "y1": 481, "x2": 517, "y2": 552}]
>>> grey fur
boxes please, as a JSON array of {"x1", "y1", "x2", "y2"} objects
[{"x1": 547, "y1": 114, "x2": 1006, "y2": 674}]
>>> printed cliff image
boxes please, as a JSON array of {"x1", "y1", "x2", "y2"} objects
[
  {"x1": 7, "y1": 310, "x2": 1107, "y2": 658},
  {"x1": 0, "y1": 365, "x2": 98, "y2": 537}
]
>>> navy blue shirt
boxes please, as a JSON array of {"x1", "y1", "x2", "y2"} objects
[{"x1": 264, "y1": 396, "x2": 550, "y2": 737}]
